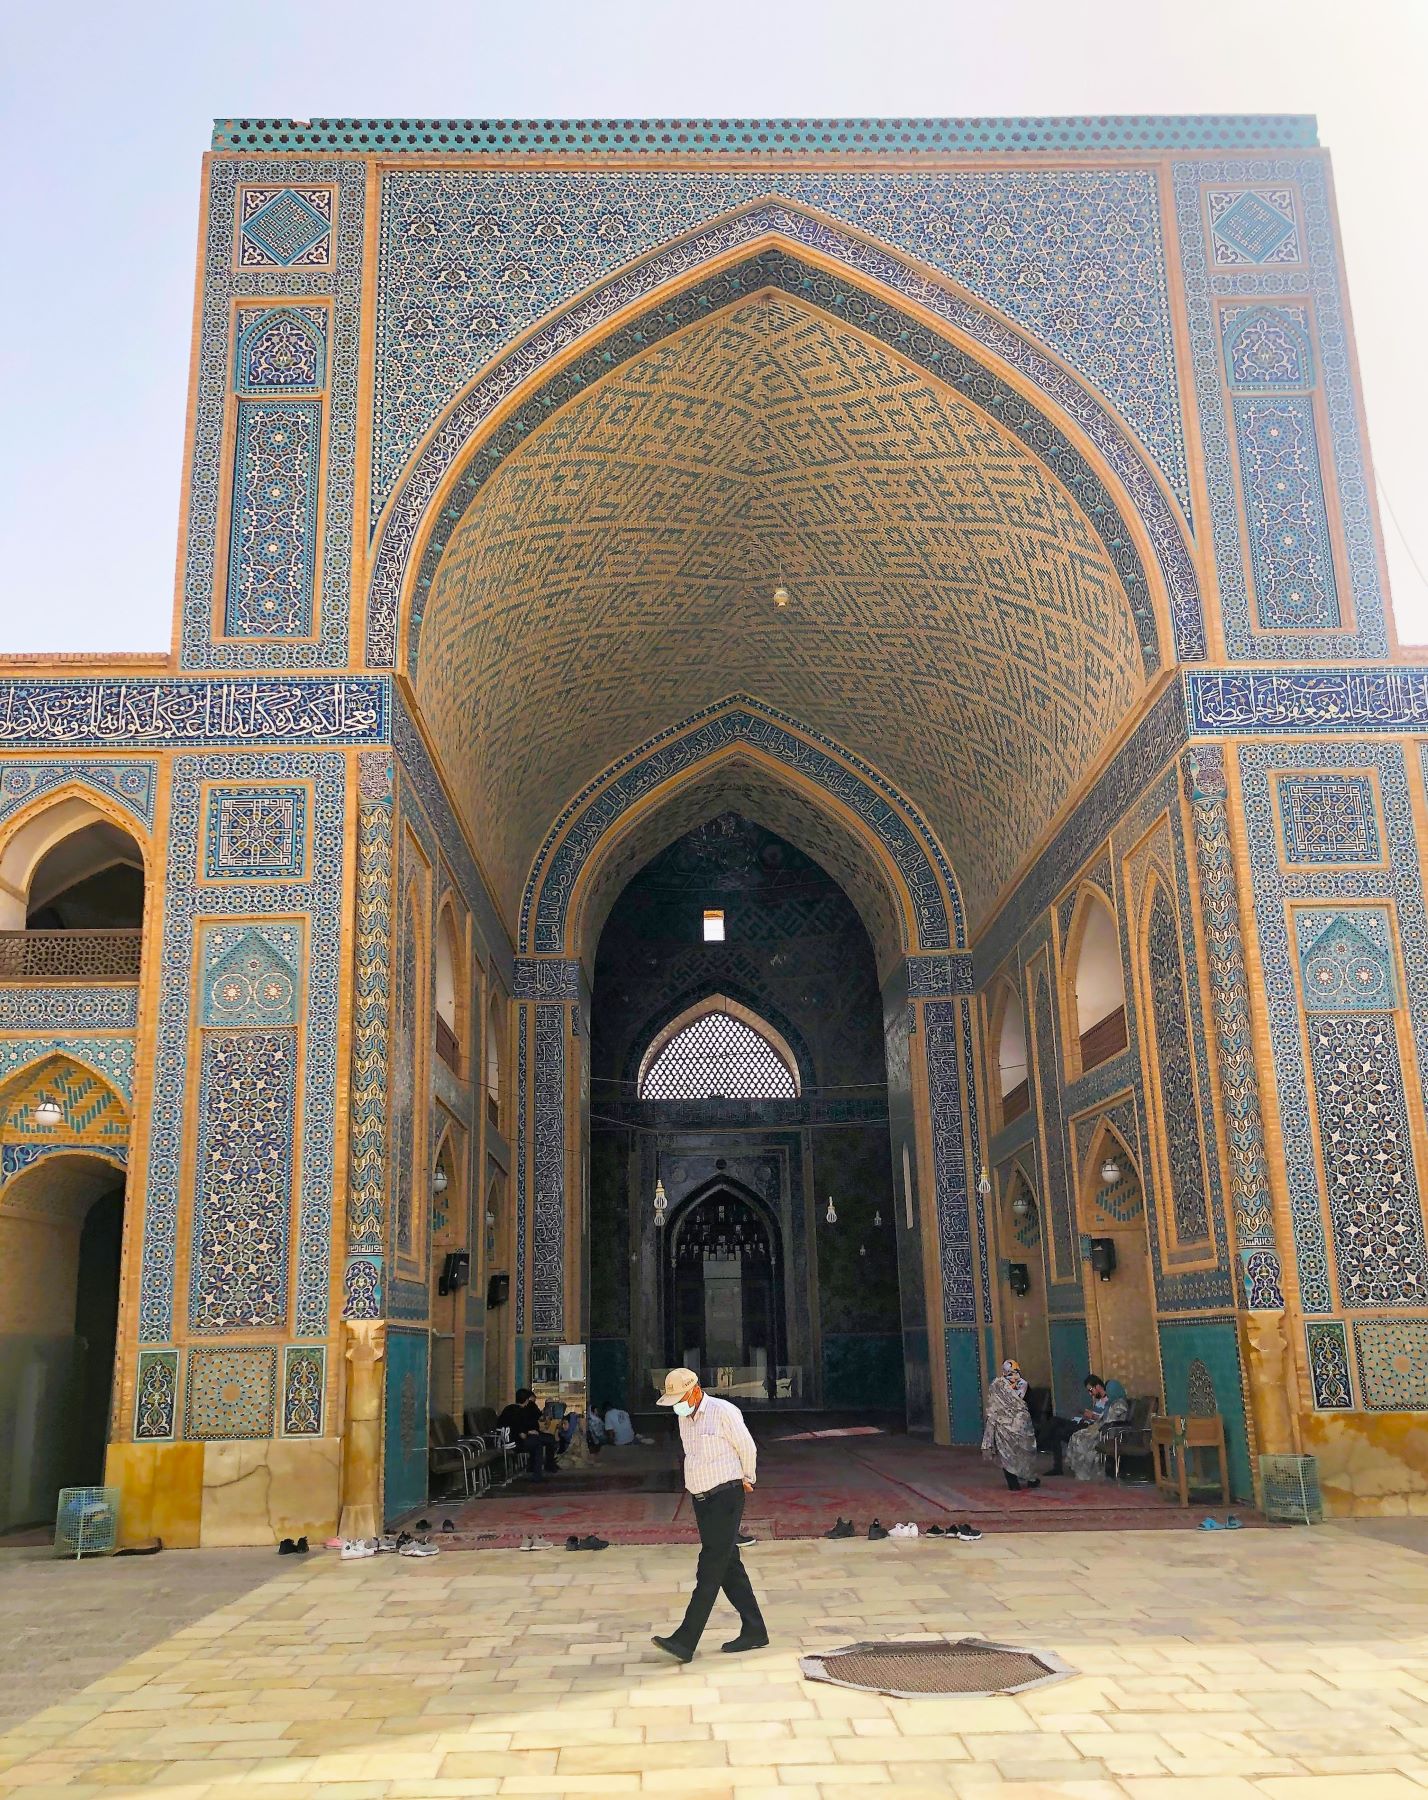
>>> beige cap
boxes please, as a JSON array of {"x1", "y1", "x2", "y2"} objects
[{"x1": 656, "y1": 1367, "x2": 700, "y2": 1407}]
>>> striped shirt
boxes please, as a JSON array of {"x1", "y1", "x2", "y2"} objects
[{"x1": 678, "y1": 1394, "x2": 758, "y2": 1495}]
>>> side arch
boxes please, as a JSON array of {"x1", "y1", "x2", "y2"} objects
[
  {"x1": 366, "y1": 202, "x2": 1199, "y2": 667},
  {"x1": 0, "y1": 786, "x2": 151, "y2": 932}
]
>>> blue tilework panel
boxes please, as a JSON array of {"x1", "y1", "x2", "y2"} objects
[
  {"x1": 183, "y1": 1346, "x2": 278, "y2": 1440},
  {"x1": 1144, "y1": 885, "x2": 1212, "y2": 1248},
  {"x1": 1307, "y1": 1013, "x2": 1426, "y2": 1310},
  {"x1": 373, "y1": 168, "x2": 1187, "y2": 528},
  {"x1": 282, "y1": 1345, "x2": 324, "y2": 1435},
  {"x1": 0, "y1": 989, "x2": 138, "y2": 1032},
  {"x1": 235, "y1": 307, "x2": 327, "y2": 393},
  {"x1": 1174, "y1": 158, "x2": 1386, "y2": 660},
  {"x1": 1277, "y1": 775, "x2": 1382, "y2": 866},
  {"x1": 139, "y1": 753, "x2": 345, "y2": 1345},
  {"x1": 1223, "y1": 304, "x2": 1313, "y2": 389},
  {"x1": 0, "y1": 760, "x2": 156, "y2": 830},
  {"x1": 390, "y1": 887, "x2": 419, "y2": 1266},
  {"x1": 200, "y1": 923, "x2": 303, "y2": 1027},
  {"x1": 204, "y1": 786, "x2": 308, "y2": 881},
  {"x1": 1232, "y1": 396, "x2": 1339, "y2": 631},
  {"x1": 530, "y1": 1003, "x2": 567, "y2": 1338},
  {"x1": 1031, "y1": 971, "x2": 1075, "y2": 1286},
  {"x1": 1158, "y1": 1320, "x2": 1251, "y2": 1500},
  {"x1": 1305, "y1": 1320, "x2": 1353, "y2": 1408},
  {"x1": 1295, "y1": 907, "x2": 1396, "y2": 1011},
  {"x1": 183, "y1": 159, "x2": 363, "y2": 670},
  {"x1": 1187, "y1": 669, "x2": 1428, "y2": 736},
  {"x1": 189, "y1": 1029, "x2": 297, "y2": 1332},
  {"x1": 1206, "y1": 188, "x2": 1302, "y2": 266},
  {"x1": 1239, "y1": 742, "x2": 1428, "y2": 1315},
  {"x1": 238, "y1": 185, "x2": 334, "y2": 268},
  {"x1": 133, "y1": 1350, "x2": 179, "y2": 1440},
  {"x1": 924, "y1": 1001, "x2": 973, "y2": 1326},
  {"x1": 944, "y1": 1326, "x2": 984, "y2": 1446},
  {"x1": 383, "y1": 1328, "x2": 430, "y2": 1522},
  {"x1": 0, "y1": 1036, "x2": 135, "y2": 1100},
  {"x1": 225, "y1": 401, "x2": 322, "y2": 639},
  {"x1": 1353, "y1": 1318, "x2": 1428, "y2": 1412}
]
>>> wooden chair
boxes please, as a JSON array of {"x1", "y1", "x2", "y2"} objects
[
  {"x1": 1152, "y1": 1412, "x2": 1229, "y2": 1507},
  {"x1": 1101, "y1": 1395, "x2": 1156, "y2": 1481}
]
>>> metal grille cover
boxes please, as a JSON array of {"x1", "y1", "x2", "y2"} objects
[
  {"x1": 801, "y1": 1637, "x2": 1074, "y2": 1700},
  {"x1": 641, "y1": 1010, "x2": 796, "y2": 1100}
]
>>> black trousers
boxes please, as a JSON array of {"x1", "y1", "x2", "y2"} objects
[
  {"x1": 1038, "y1": 1415, "x2": 1079, "y2": 1473},
  {"x1": 672, "y1": 1482, "x2": 766, "y2": 1651}
]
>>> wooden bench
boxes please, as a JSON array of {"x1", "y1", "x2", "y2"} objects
[{"x1": 1151, "y1": 1412, "x2": 1229, "y2": 1507}]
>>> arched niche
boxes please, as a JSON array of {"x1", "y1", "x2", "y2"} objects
[
  {"x1": 434, "y1": 899, "x2": 465, "y2": 1075},
  {"x1": 1076, "y1": 1115, "x2": 1161, "y2": 1406},
  {"x1": 0, "y1": 792, "x2": 147, "y2": 941},
  {"x1": 1062, "y1": 885, "x2": 1128, "y2": 1079},
  {"x1": 987, "y1": 976, "x2": 1029, "y2": 1128},
  {"x1": 486, "y1": 990, "x2": 504, "y2": 1133}
]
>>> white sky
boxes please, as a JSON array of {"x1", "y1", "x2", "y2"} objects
[{"x1": 2, "y1": 0, "x2": 1425, "y2": 656}]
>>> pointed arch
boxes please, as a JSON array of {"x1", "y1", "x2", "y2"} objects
[
  {"x1": 1060, "y1": 883, "x2": 1128, "y2": 1080},
  {"x1": 985, "y1": 973, "x2": 1029, "y2": 1128},
  {"x1": 234, "y1": 305, "x2": 327, "y2": 393},
  {"x1": 0, "y1": 787, "x2": 149, "y2": 932},
  {"x1": 434, "y1": 895, "x2": 466, "y2": 1073},
  {"x1": 366, "y1": 204, "x2": 1197, "y2": 671},
  {"x1": 638, "y1": 996, "x2": 801, "y2": 1101}
]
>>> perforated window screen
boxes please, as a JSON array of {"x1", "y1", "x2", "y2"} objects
[{"x1": 641, "y1": 1011, "x2": 796, "y2": 1100}]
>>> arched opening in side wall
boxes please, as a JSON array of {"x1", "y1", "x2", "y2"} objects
[
  {"x1": 1064, "y1": 888, "x2": 1128, "y2": 1079},
  {"x1": 0, "y1": 797, "x2": 146, "y2": 984},
  {"x1": 1076, "y1": 1121, "x2": 1161, "y2": 1407}
]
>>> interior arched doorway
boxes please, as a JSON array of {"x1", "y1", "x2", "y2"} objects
[
  {"x1": 0, "y1": 792, "x2": 147, "y2": 982},
  {"x1": 1076, "y1": 1120, "x2": 1162, "y2": 1404},
  {"x1": 664, "y1": 1182, "x2": 785, "y2": 1400},
  {"x1": 0, "y1": 1142, "x2": 128, "y2": 1533}
]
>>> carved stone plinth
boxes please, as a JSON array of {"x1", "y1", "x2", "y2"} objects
[{"x1": 338, "y1": 1318, "x2": 386, "y2": 1540}]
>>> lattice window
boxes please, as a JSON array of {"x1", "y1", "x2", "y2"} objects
[{"x1": 640, "y1": 1011, "x2": 796, "y2": 1101}]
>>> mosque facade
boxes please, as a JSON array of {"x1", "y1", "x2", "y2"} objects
[{"x1": 2, "y1": 116, "x2": 1426, "y2": 1544}]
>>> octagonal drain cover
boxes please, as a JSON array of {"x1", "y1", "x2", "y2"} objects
[{"x1": 800, "y1": 1637, "x2": 1074, "y2": 1700}]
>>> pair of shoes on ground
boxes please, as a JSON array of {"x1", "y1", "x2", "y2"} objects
[
  {"x1": 277, "y1": 1535, "x2": 309, "y2": 1555},
  {"x1": 927, "y1": 1522, "x2": 984, "y2": 1541},
  {"x1": 565, "y1": 1534, "x2": 609, "y2": 1552},
  {"x1": 1199, "y1": 1514, "x2": 1244, "y2": 1531},
  {"x1": 651, "y1": 1630, "x2": 769, "y2": 1664},
  {"x1": 887, "y1": 1522, "x2": 919, "y2": 1538},
  {"x1": 341, "y1": 1531, "x2": 438, "y2": 1559},
  {"x1": 519, "y1": 1535, "x2": 559, "y2": 1552}
]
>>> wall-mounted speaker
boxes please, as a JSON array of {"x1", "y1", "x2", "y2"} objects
[
  {"x1": 438, "y1": 1250, "x2": 470, "y2": 1296},
  {"x1": 1007, "y1": 1261, "x2": 1031, "y2": 1297},
  {"x1": 1089, "y1": 1237, "x2": 1117, "y2": 1281},
  {"x1": 486, "y1": 1270, "x2": 510, "y2": 1308}
]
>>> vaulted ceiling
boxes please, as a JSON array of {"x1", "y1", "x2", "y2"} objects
[{"x1": 413, "y1": 294, "x2": 1148, "y2": 932}]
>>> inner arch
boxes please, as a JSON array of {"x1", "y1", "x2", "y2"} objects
[{"x1": 414, "y1": 292, "x2": 1149, "y2": 933}]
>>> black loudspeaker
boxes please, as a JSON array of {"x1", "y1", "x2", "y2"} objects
[
  {"x1": 1008, "y1": 1261, "x2": 1031, "y2": 1298},
  {"x1": 1089, "y1": 1237, "x2": 1117, "y2": 1281},
  {"x1": 487, "y1": 1270, "x2": 510, "y2": 1308},
  {"x1": 438, "y1": 1250, "x2": 470, "y2": 1297}
]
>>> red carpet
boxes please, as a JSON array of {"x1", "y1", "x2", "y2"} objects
[{"x1": 405, "y1": 1430, "x2": 1252, "y2": 1548}]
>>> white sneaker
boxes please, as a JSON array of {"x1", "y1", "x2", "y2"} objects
[
  {"x1": 888, "y1": 1522, "x2": 919, "y2": 1539},
  {"x1": 339, "y1": 1539, "x2": 376, "y2": 1560},
  {"x1": 399, "y1": 1537, "x2": 439, "y2": 1557}
]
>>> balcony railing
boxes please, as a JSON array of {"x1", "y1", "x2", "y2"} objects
[
  {"x1": 435, "y1": 1013, "x2": 461, "y2": 1074},
  {"x1": 0, "y1": 929, "x2": 143, "y2": 983},
  {"x1": 1079, "y1": 1005, "x2": 1128, "y2": 1071}
]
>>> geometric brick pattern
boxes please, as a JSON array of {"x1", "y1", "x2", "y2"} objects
[
  {"x1": 417, "y1": 297, "x2": 1146, "y2": 930},
  {"x1": 237, "y1": 186, "x2": 333, "y2": 269},
  {"x1": 1206, "y1": 188, "x2": 1301, "y2": 266}
]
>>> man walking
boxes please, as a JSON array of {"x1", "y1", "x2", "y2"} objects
[{"x1": 651, "y1": 1368, "x2": 768, "y2": 1662}]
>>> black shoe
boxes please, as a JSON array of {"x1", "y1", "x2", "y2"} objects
[
  {"x1": 578, "y1": 1535, "x2": 609, "y2": 1551},
  {"x1": 440, "y1": 1519, "x2": 456, "y2": 1533},
  {"x1": 867, "y1": 1519, "x2": 888, "y2": 1541},
  {"x1": 1025, "y1": 1479, "x2": 1041, "y2": 1490},
  {"x1": 736, "y1": 1530, "x2": 757, "y2": 1547},
  {"x1": 954, "y1": 1523, "x2": 983, "y2": 1541},
  {"x1": 721, "y1": 1632, "x2": 770, "y2": 1653},
  {"x1": 823, "y1": 1517, "x2": 855, "y2": 1539},
  {"x1": 277, "y1": 1538, "x2": 296, "y2": 1555},
  {"x1": 294, "y1": 1535, "x2": 309, "y2": 1554},
  {"x1": 652, "y1": 1635, "x2": 694, "y2": 1663},
  {"x1": 414, "y1": 1518, "x2": 432, "y2": 1532},
  {"x1": 926, "y1": 1525, "x2": 945, "y2": 1536},
  {"x1": 394, "y1": 1530, "x2": 413, "y2": 1549}
]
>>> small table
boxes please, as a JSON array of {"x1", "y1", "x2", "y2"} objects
[{"x1": 1151, "y1": 1413, "x2": 1228, "y2": 1507}]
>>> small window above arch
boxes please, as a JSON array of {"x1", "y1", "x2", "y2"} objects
[{"x1": 639, "y1": 997, "x2": 799, "y2": 1101}]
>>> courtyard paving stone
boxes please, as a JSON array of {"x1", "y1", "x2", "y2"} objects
[{"x1": 1, "y1": 1524, "x2": 1427, "y2": 1795}]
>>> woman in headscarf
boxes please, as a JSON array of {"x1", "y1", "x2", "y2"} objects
[
  {"x1": 1066, "y1": 1373, "x2": 1131, "y2": 1480},
  {"x1": 981, "y1": 1359, "x2": 1041, "y2": 1490}
]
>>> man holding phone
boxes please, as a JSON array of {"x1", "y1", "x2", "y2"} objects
[{"x1": 651, "y1": 1368, "x2": 768, "y2": 1662}]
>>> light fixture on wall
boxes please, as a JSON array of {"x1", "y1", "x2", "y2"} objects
[
  {"x1": 873, "y1": 1208, "x2": 882, "y2": 1228},
  {"x1": 1100, "y1": 1157, "x2": 1121, "y2": 1187},
  {"x1": 33, "y1": 1094, "x2": 62, "y2": 1127},
  {"x1": 772, "y1": 583, "x2": 790, "y2": 609},
  {"x1": 859, "y1": 1243, "x2": 867, "y2": 1258},
  {"x1": 824, "y1": 1196, "x2": 837, "y2": 1225},
  {"x1": 1011, "y1": 1189, "x2": 1034, "y2": 1224},
  {"x1": 977, "y1": 1167, "x2": 992, "y2": 1198},
  {"x1": 654, "y1": 1175, "x2": 669, "y2": 1226},
  {"x1": 433, "y1": 1163, "x2": 449, "y2": 1194}
]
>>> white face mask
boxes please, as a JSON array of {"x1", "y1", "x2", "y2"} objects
[{"x1": 672, "y1": 1397, "x2": 695, "y2": 1417}]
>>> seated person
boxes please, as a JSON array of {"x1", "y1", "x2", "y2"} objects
[
  {"x1": 602, "y1": 1403, "x2": 635, "y2": 1447},
  {"x1": 1066, "y1": 1373, "x2": 1130, "y2": 1480},
  {"x1": 587, "y1": 1405, "x2": 608, "y2": 1448},
  {"x1": 497, "y1": 1387, "x2": 558, "y2": 1480}
]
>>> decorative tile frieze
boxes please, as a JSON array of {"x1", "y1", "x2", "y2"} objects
[
  {"x1": 530, "y1": 1003, "x2": 566, "y2": 1337},
  {"x1": 0, "y1": 760, "x2": 156, "y2": 830},
  {"x1": 224, "y1": 400, "x2": 322, "y2": 639},
  {"x1": 0, "y1": 678, "x2": 386, "y2": 747},
  {"x1": 282, "y1": 1345, "x2": 325, "y2": 1435},
  {"x1": 0, "y1": 988, "x2": 139, "y2": 1031},
  {"x1": 133, "y1": 1350, "x2": 179, "y2": 1440},
  {"x1": 924, "y1": 1000, "x2": 974, "y2": 1324},
  {"x1": 1186, "y1": 669, "x2": 1428, "y2": 734},
  {"x1": 513, "y1": 958, "x2": 581, "y2": 1001}
]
